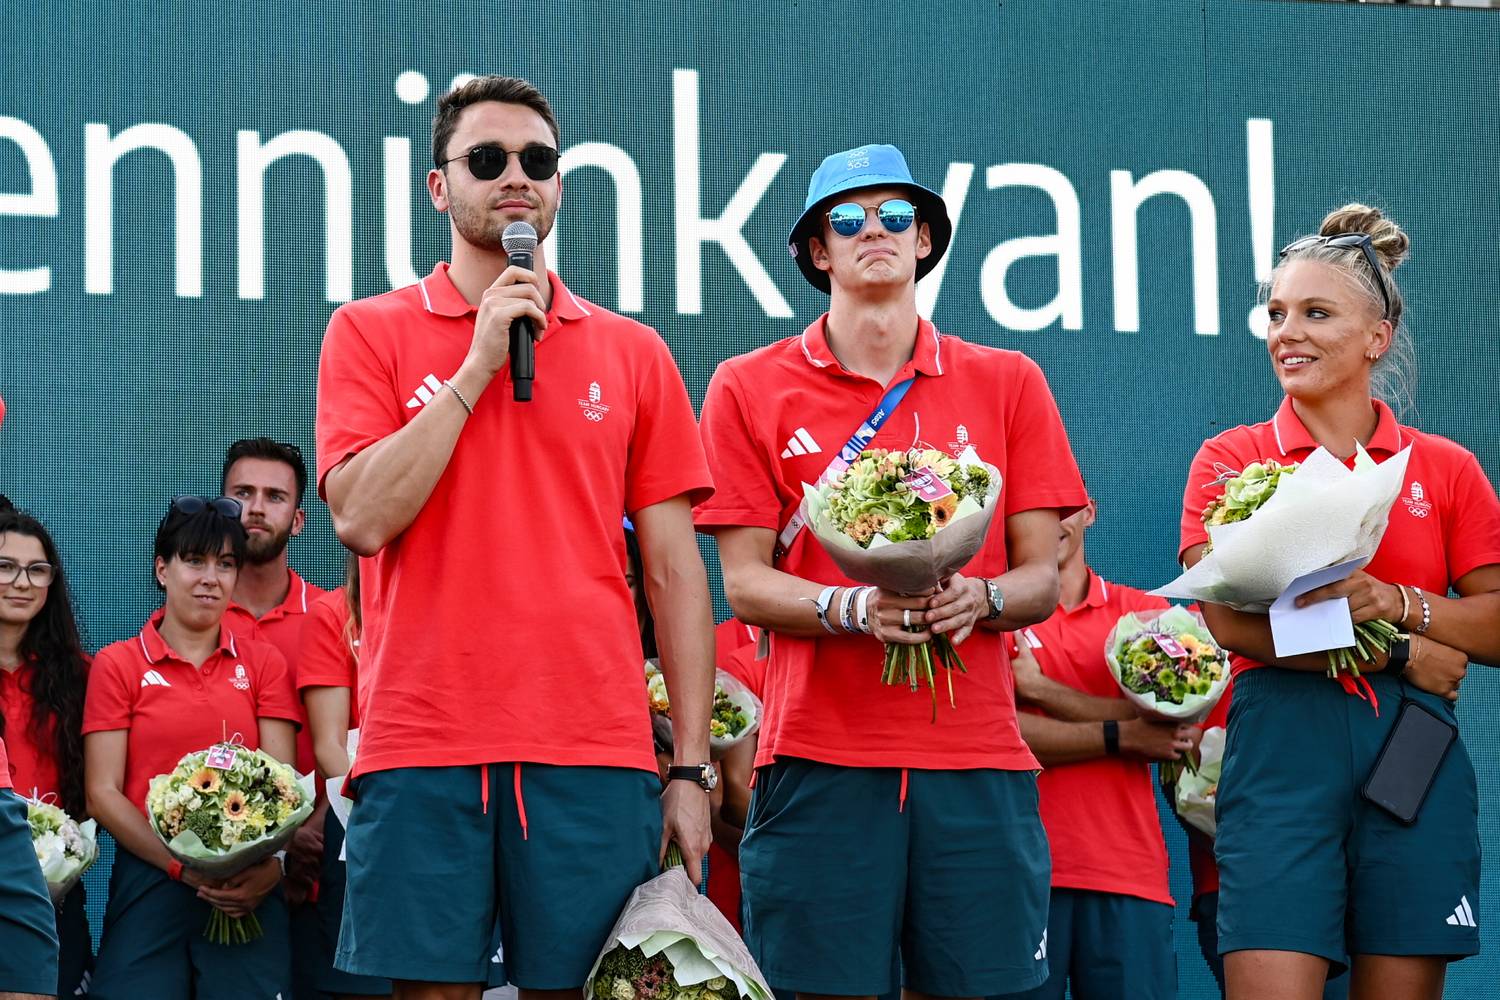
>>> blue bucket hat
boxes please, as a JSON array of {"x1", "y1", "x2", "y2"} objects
[{"x1": 787, "y1": 143, "x2": 952, "y2": 294}]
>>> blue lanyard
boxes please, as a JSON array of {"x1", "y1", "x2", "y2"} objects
[{"x1": 834, "y1": 377, "x2": 916, "y2": 465}]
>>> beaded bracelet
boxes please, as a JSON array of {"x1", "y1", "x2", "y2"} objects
[{"x1": 1411, "y1": 586, "x2": 1432, "y2": 635}]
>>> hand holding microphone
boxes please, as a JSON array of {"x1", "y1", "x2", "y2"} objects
[
  {"x1": 466, "y1": 221, "x2": 546, "y2": 397},
  {"x1": 503, "y1": 221, "x2": 539, "y2": 402}
]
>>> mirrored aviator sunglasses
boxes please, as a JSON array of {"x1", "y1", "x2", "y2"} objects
[
  {"x1": 826, "y1": 198, "x2": 916, "y2": 238},
  {"x1": 169, "y1": 495, "x2": 243, "y2": 520},
  {"x1": 452, "y1": 144, "x2": 560, "y2": 182}
]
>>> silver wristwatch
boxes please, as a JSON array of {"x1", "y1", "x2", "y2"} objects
[{"x1": 983, "y1": 579, "x2": 1005, "y2": 620}]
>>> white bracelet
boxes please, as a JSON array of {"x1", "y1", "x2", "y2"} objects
[
  {"x1": 812, "y1": 586, "x2": 839, "y2": 634},
  {"x1": 854, "y1": 587, "x2": 874, "y2": 634},
  {"x1": 443, "y1": 379, "x2": 475, "y2": 415},
  {"x1": 1412, "y1": 586, "x2": 1432, "y2": 635},
  {"x1": 839, "y1": 587, "x2": 859, "y2": 634}
]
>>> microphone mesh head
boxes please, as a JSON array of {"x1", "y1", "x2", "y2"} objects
[{"x1": 502, "y1": 221, "x2": 539, "y2": 254}]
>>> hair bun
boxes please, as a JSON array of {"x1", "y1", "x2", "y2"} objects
[{"x1": 1319, "y1": 202, "x2": 1410, "y2": 272}]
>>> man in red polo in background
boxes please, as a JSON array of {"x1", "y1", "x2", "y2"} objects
[
  {"x1": 316, "y1": 75, "x2": 715, "y2": 1000},
  {"x1": 219, "y1": 436, "x2": 329, "y2": 997},
  {"x1": 997, "y1": 499, "x2": 1194, "y2": 1000}
]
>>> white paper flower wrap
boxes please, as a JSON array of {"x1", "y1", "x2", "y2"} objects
[
  {"x1": 1174, "y1": 726, "x2": 1225, "y2": 837},
  {"x1": 1153, "y1": 445, "x2": 1412, "y2": 612}
]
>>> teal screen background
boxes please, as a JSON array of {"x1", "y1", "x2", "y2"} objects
[{"x1": 2, "y1": 1, "x2": 1497, "y2": 995}]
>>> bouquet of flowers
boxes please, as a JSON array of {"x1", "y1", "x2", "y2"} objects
[
  {"x1": 803, "y1": 446, "x2": 1001, "y2": 717},
  {"x1": 645, "y1": 662, "x2": 760, "y2": 756},
  {"x1": 1106, "y1": 607, "x2": 1229, "y2": 719},
  {"x1": 27, "y1": 795, "x2": 98, "y2": 904},
  {"x1": 1172, "y1": 726, "x2": 1224, "y2": 837},
  {"x1": 147, "y1": 742, "x2": 315, "y2": 944},
  {"x1": 586, "y1": 846, "x2": 773, "y2": 1000},
  {"x1": 1154, "y1": 445, "x2": 1412, "y2": 680}
]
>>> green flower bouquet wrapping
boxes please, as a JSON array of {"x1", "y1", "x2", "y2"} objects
[
  {"x1": 803, "y1": 446, "x2": 1001, "y2": 718},
  {"x1": 1173, "y1": 725, "x2": 1225, "y2": 837},
  {"x1": 645, "y1": 660, "x2": 761, "y2": 758},
  {"x1": 585, "y1": 846, "x2": 773, "y2": 1000},
  {"x1": 146, "y1": 743, "x2": 315, "y2": 944},
  {"x1": 27, "y1": 796, "x2": 98, "y2": 905}
]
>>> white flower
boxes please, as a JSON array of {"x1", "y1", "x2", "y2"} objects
[{"x1": 33, "y1": 831, "x2": 65, "y2": 865}]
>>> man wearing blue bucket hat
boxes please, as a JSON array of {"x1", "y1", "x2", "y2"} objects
[{"x1": 696, "y1": 144, "x2": 1088, "y2": 998}]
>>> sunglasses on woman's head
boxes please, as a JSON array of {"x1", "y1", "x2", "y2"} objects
[
  {"x1": 169, "y1": 495, "x2": 243, "y2": 520},
  {"x1": 438, "y1": 144, "x2": 559, "y2": 182},
  {"x1": 826, "y1": 198, "x2": 916, "y2": 238},
  {"x1": 1278, "y1": 233, "x2": 1392, "y2": 319}
]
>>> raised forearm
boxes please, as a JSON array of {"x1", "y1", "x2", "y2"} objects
[{"x1": 324, "y1": 363, "x2": 493, "y2": 556}]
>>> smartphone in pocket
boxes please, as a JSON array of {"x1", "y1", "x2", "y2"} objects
[{"x1": 1362, "y1": 698, "x2": 1458, "y2": 825}]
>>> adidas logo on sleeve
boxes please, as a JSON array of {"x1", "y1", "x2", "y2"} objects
[
  {"x1": 405, "y1": 374, "x2": 444, "y2": 409},
  {"x1": 1446, "y1": 895, "x2": 1477, "y2": 928}
]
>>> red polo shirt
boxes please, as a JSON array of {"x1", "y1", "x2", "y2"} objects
[
  {"x1": 696, "y1": 315, "x2": 1086, "y2": 771},
  {"x1": 1180, "y1": 398, "x2": 1500, "y2": 677},
  {"x1": 316, "y1": 263, "x2": 712, "y2": 777},
  {"x1": 82, "y1": 610, "x2": 301, "y2": 814},
  {"x1": 296, "y1": 587, "x2": 361, "y2": 731},
  {"x1": 225, "y1": 569, "x2": 326, "y2": 776},
  {"x1": 0, "y1": 662, "x2": 62, "y2": 800},
  {"x1": 1019, "y1": 571, "x2": 1174, "y2": 904},
  {"x1": 0, "y1": 736, "x2": 9, "y2": 790}
]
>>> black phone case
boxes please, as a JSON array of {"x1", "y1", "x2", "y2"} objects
[{"x1": 1361, "y1": 699, "x2": 1458, "y2": 826}]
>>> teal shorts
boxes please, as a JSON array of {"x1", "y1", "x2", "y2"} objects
[
  {"x1": 1217, "y1": 668, "x2": 1480, "y2": 968},
  {"x1": 316, "y1": 807, "x2": 394, "y2": 995},
  {"x1": 0, "y1": 788, "x2": 59, "y2": 994},
  {"x1": 993, "y1": 888, "x2": 1175, "y2": 1000},
  {"x1": 740, "y1": 760, "x2": 1051, "y2": 997},
  {"x1": 90, "y1": 847, "x2": 291, "y2": 1000},
  {"x1": 56, "y1": 882, "x2": 95, "y2": 997},
  {"x1": 337, "y1": 762, "x2": 660, "y2": 988}
]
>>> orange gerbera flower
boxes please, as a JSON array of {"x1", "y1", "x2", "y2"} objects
[
  {"x1": 221, "y1": 790, "x2": 248, "y2": 821},
  {"x1": 931, "y1": 495, "x2": 959, "y2": 528},
  {"x1": 189, "y1": 767, "x2": 222, "y2": 794}
]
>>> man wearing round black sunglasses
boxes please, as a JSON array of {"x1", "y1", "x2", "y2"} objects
[
  {"x1": 316, "y1": 75, "x2": 716, "y2": 999},
  {"x1": 697, "y1": 144, "x2": 1087, "y2": 1000}
]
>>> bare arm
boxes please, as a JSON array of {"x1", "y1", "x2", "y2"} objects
[
  {"x1": 257, "y1": 718, "x2": 296, "y2": 766},
  {"x1": 302, "y1": 686, "x2": 353, "y2": 779},
  {"x1": 634, "y1": 497, "x2": 714, "y2": 874},
  {"x1": 324, "y1": 267, "x2": 549, "y2": 554},
  {"x1": 976, "y1": 509, "x2": 1065, "y2": 632},
  {"x1": 84, "y1": 730, "x2": 182, "y2": 876},
  {"x1": 717, "y1": 734, "x2": 757, "y2": 830},
  {"x1": 1019, "y1": 713, "x2": 1195, "y2": 767},
  {"x1": 1010, "y1": 642, "x2": 1135, "y2": 721}
]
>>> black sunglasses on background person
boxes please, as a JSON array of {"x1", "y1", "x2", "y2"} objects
[
  {"x1": 1278, "y1": 232, "x2": 1392, "y2": 319},
  {"x1": 437, "y1": 144, "x2": 559, "y2": 182},
  {"x1": 168, "y1": 495, "x2": 243, "y2": 520}
]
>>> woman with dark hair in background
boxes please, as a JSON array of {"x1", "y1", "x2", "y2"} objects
[
  {"x1": 83, "y1": 497, "x2": 302, "y2": 998},
  {"x1": 1180, "y1": 205, "x2": 1500, "y2": 1000},
  {"x1": 0, "y1": 509, "x2": 93, "y2": 996}
]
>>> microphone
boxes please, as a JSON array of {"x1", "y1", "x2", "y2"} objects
[{"x1": 502, "y1": 221, "x2": 539, "y2": 402}]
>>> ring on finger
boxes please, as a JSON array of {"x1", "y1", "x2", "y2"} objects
[{"x1": 903, "y1": 609, "x2": 912, "y2": 628}]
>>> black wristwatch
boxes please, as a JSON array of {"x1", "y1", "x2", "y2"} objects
[
  {"x1": 667, "y1": 763, "x2": 719, "y2": 792},
  {"x1": 1387, "y1": 637, "x2": 1412, "y2": 678}
]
